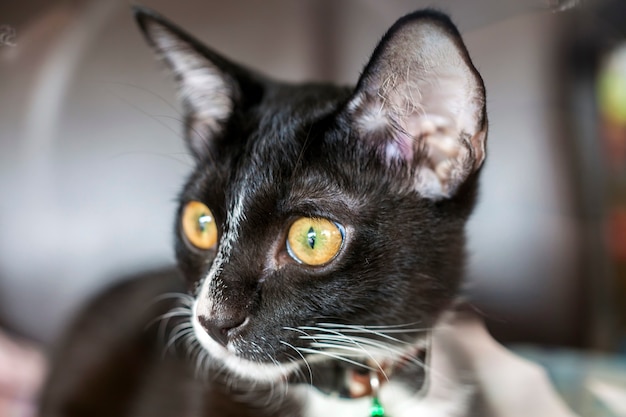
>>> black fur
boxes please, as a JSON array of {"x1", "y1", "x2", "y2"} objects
[
  {"x1": 168, "y1": 8, "x2": 484, "y2": 364},
  {"x1": 40, "y1": 7, "x2": 486, "y2": 417}
]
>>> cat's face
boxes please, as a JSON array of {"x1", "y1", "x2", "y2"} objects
[{"x1": 135, "y1": 8, "x2": 487, "y2": 383}]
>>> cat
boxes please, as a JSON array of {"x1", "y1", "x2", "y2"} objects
[{"x1": 40, "y1": 7, "x2": 490, "y2": 417}]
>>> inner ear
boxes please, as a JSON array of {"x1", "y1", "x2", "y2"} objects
[
  {"x1": 347, "y1": 10, "x2": 487, "y2": 199},
  {"x1": 134, "y1": 7, "x2": 248, "y2": 160}
]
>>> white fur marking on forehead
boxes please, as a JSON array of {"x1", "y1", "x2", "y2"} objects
[
  {"x1": 221, "y1": 183, "x2": 248, "y2": 261},
  {"x1": 150, "y1": 24, "x2": 233, "y2": 126},
  {"x1": 195, "y1": 180, "x2": 248, "y2": 314}
]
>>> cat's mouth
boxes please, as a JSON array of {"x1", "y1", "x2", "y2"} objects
[
  {"x1": 191, "y1": 305, "x2": 301, "y2": 383},
  {"x1": 191, "y1": 301, "x2": 430, "y2": 385}
]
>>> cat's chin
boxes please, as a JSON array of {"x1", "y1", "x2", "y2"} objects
[{"x1": 191, "y1": 302, "x2": 300, "y2": 383}]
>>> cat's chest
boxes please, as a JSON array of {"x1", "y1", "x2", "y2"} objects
[{"x1": 292, "y1": 380, "x2": 472, "y2": 417}]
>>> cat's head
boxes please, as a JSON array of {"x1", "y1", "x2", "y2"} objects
[{"x1": 135, "y1": 7, "x2": 487, "y2": 383}]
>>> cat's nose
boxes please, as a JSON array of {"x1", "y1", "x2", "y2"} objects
[{"x1": 197, "y1": 313, "x2": 247, "y2": 347}]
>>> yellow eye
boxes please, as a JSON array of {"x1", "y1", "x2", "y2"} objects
[
  {"x1": 181, "y1": 201, "x2": 218, "y2": 250},
  {"x1": 287, "y1": 217, "x2": 344, "y2": 266}
]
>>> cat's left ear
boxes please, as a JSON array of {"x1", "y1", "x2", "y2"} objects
[
  {"x1": 346, "y1": 10, "x2": 487, "y2": 200},
  {"x1": 134, "y1": 7, "x2": 258, "y2": 160}
]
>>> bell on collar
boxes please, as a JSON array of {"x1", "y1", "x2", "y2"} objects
[{"x1": 368, "y1": 370, "x2": 386, "y2": 417}]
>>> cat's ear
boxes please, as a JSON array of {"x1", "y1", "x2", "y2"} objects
[
  {"x1": 346, "y1": 10, "x2": 487, "y2": 200},
  {"x1": 134, "y1": 7, "x2": 257, "y2": 160}
]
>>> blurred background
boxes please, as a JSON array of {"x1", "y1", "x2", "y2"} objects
[{"x1": 1, "y1": 0, "x2": 626, "y2": 415}]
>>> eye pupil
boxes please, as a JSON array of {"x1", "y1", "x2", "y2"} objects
[
  {"x1": 181, "y1": 201, "x2": 218, "y2": 250},
  {"x1": 307, "y1": 227, "x2": 316, "y2": 249},
  {"x1": 198, "y1": 214, "x2": 212, "y2": 232}
]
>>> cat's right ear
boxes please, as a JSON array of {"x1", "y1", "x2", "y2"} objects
[
  {"x1": 134, "y1": 7, "x2": 256, "y2": 160},
  {"x1": 344, "y1": 10, "x2": 487, "y2": 200}
]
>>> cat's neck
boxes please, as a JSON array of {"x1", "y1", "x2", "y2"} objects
[
  {"x1": 288, "y1": 341, "x2": 429, "y2": 399},
  {"x1": 282, "y1": 338, "x2": 430, "y2": 417}
]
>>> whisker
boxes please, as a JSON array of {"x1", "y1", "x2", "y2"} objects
[
  {"x1": 329, "y1": 327, "x2": 431, "y2": 335},
  {"x1": 308, "y1": 342, "x2": 375, "y2": 357},
  {"x1": 312, "y1": 335, "x2": 390, "y2": 380},
  {"x1": 289, "y1": 325, "x2": 414, "y2": 380},
  {"x1": 186, "y1": 334, "x2": 204, "y2": 362},
  {"x1": 266, "y1": 357, "x2": 288, "y2": 407},
  {"x1": 164, "y1": 326, "x2": 194, "y2": 355},
  {"x1": 280, "y1": 340, "x2": 313, "y2": 385},
  {"x1": 291, "y1": 323, "x2": 438, "y2": 385},
  {"x1": 306, "y1": 334, "x2": 418, "y2": 360},
  {"x1": 318, "y1": 333, "x2": 429, "y2": 372},
  {"x1": 183, "y1": 331, "x2": 197, "y2": 351},
  {"x1": 318, "y1": 321, "x2": 424, "y2": 330},
  {"x1": 283, "y1": 326, "x2": 312, "y2": 337},
  {"x1": 294, "y1": 347, "x2": 376, "y2": 371},
  {"x1": 195, "y1": 347, "x2": 209, "y2": 380},
  {"x1": 313, "y1": 323, "x2": 429, "y2": 344},
  {"x1": 149, "y1": 292, "x2": 194, "y2": 306},
  {"x1": 146, "y1": 307, "x2": 192, "y2": 331},
  {"x1": 299, "y1": 325, "x2": 409, "y2": 346},
  {"x1": 284, "y1": 352, "x2": 309, "y2": 385}
]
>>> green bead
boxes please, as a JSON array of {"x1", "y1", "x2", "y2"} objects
[{"x1": 370, "y1": 396, "x2": 385, "y2": 417}]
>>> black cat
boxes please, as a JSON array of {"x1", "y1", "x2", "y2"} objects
[{"x1": 40, "y1": 7, "x2": 489, "y2": 417}]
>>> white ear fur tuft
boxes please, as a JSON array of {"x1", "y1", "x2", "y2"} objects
[
  {"x1": 349, "y1": 13, "x2": 487, "y2": 199},
  {"x1": 148, "y1": 24, "x2": 234, "y2": 128},
  {"x1": 135, "y1": 8, "x2": 238, "y2": 159}
]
